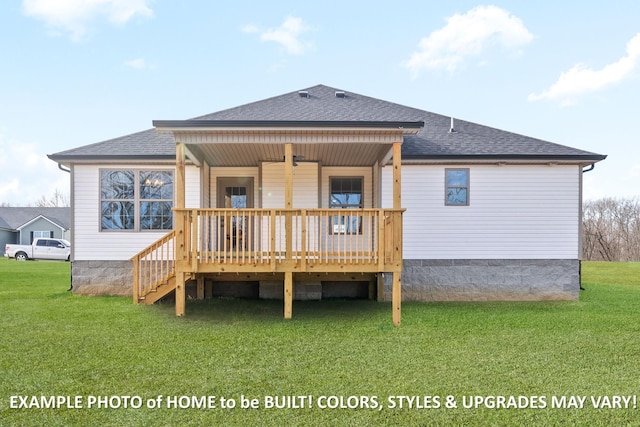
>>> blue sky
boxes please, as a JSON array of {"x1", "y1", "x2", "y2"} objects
[{"x1": 1, "y1": 1, "x2": 638, "y2": 205}]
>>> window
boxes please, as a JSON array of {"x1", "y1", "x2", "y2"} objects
[
  {"x1": 32, "y1": 231, "x2": 52, "y2": 243},
  {"x1": 101, "y1": 170, "x2": 135, "y2": 230},
  {"x1": 139, "y1": 171, "x2": 174, "y2": 230},
  {"x1": 100, "y1": 170, "x2": 174, "y2": 231},
  {"x1": 330, "y1": 177, "x2": 363, "y2": 234},
  {"x1": 445, "y1": 168, "x2": 469, "y2": 206}
]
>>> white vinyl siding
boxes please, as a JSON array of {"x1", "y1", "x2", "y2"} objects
[
  {"x1": 382, "y1": 164, "x2": 581, "y2": 259},
  {"x1": 73, "y1": 164, "x2": 200, "y2": 261},
  {"x1": 261, "y1": 162, "x2": 318, "y2": 208},
  {"x1": 185, "y1": 166, "x2": 201, "y2": 209}
]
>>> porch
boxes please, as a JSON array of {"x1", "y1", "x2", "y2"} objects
[
  {"x1": 132, "y1": 207, "x2": 403, "y2": 318},
  {"x1": 132, "y1": 119, "x2": 423, "y2": 325}
]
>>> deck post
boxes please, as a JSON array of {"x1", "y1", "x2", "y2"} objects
[
  {"x1": 392, "y1": 141, "x2": 402, "y2": 326},
  {"x1": 377, "y1": 273, "x2": 385, "y2": 301},
  {"x1": 284, "y1": 271, "x2": 293, "y2": 319},
  {"x1": 392, "y1": 272, "x2": 401, "y2": 326},
  {"x1": 284, "y1": 143, "x2": 293, "y2": 209},
  {"x1": 284, "y1": 143, "x2": 293, "y2": 258},
  {"x1": 175, "y1": 142, "x2": 186, "y2": 317},
  {"x1": 132, "y1": 254, "x2": 139, "y2": 304},
  {"x1": 284, "y1": 143, "x2": 294, "y2": 320},
  {"x1": 176, "y1": 271, "x2": 186, "y2": 317},
  {"x1": 197, "y1": 276, "x2": 205, "y2": 300}
]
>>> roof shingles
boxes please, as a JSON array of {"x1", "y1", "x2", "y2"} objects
[
  {"x1": 49, "y1": 84, "x2": 605, "y2": 162},
  {"x1": 0, "y1": 207, "x2": 71, "y2": 230}
]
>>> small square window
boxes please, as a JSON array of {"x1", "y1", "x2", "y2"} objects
[{"x1": 445, "y1": 169, "x2": 469, "y2": 206}]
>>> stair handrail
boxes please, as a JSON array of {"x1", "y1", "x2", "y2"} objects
[{"x1": 131, "y1": 230, "x2": 176, "y2": 303}]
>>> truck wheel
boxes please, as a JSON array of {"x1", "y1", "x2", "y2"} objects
[{"x1": 15, "y1": 252, "x2": 28, "y2": 261}]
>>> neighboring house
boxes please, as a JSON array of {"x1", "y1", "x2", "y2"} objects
[
  {"x1": 48, "y1": 85, "x2": 606, "y2": 324},
  {"x1": 0, "y1": 207, "x2": 71, "y2": 255}
]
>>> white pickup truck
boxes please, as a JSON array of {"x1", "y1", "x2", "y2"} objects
[{"x1": 5, "y1": 238, "x2": 71, "y2": 261}]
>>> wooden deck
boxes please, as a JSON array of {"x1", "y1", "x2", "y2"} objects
[
  {"x1": 132, "y1": 208, "x2": 403, "y2": 312},
  {"x1": 133, "y1": 140, "x2": 405, "y2": 325}
]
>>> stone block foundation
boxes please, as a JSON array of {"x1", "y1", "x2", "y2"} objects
[
  {"x1": 71, "y1": 260, "x2": 133, "y2": 296},
  {"x1": 384, "y1": 259, "x2": 581, "y2": 301},
  {"x1": 71, "y1": 259, "x2": 581, "y2": 302}
]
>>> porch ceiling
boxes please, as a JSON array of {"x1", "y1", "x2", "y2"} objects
[{"x1": 194, "y1": 142, "x2": 394, "y2": 167}]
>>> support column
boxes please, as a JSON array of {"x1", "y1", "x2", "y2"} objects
[
  {"x1": 197, "y1": 276, "x2": 205, "y2": 300},
  {"x1": 175, "y1": 143, "x2": 187, "y2": 317},
  {"x1": 176, "y1": 143, "x2": 186, "y2": 209},
  {"x1": 284, "y1": 144, "x2": 294, "y2": 319},
  {"x1": 392, "y1": 141, "x2": 402, "y2": 326},
  {"x1": 377, "y1": 273, "x2": 385, "y2": 301},
  {"x1": 284, "y1": 143, "x2": 293, "y2": 258},
  {"x1": 392, "y1": 272, "x2": 401, "y2": 326},
  {"x1": 393, "y1": 142, "x2": 401, "y2": 210},
  {"x1": 284, "y1": 271, "x2": 293, "y2": 319},
  {"x1": 284, "y1": 143, "x2": 293, "y2": 209},
  {"x1": 176, "y1": 271, "x2": 186, "y2": 317}
]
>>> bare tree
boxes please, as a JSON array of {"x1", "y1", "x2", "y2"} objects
[
  {"x1": 35, "y1": 189, "x2": 70, "y2": 207},
  {"x1": 583, "y1": 197, "x2": 640, "y2": 261}
]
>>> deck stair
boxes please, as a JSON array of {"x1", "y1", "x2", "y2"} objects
[{"x1": 131, "y1": 230, "x2": 177, "y2": 305}]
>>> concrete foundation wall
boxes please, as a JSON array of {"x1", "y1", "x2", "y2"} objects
[
  {"x1": 71, "y1": 260, "x2": 133, "y2": 296},
  {"x1": 259, "y1": 281, "x2": 322, "y2": 300},
  {"x1": 385, "y1": 259, "x2": 580, "y2": 301},
  {"x1": 71, "y1": 259, "x2": 581, "y2": 302}
]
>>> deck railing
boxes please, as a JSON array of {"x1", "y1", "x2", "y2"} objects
[
  {"x1": 131, "y1": 230, "x2": 176, "y2": 302},
  {"x1": 133, "y1": 208, "x2": 403, "y2": 300},
  {"x1": 177, "y1": 208, "x2": 403, "y2": 273}
]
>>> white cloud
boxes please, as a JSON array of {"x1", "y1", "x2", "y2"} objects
[
  {"x1": 0, "y1": 133, "x2": 69, "y2": 206},
  {"x1": 251, "y1": 16, "x2": 313, "y2": 55},
  {"x1": 405, "y1": 5, "x2": 533, "y2": 74},
  {"x1": 124, "y1": 58, "x2": 147, "y2": 69},
  {"x1": 529, "y1": 33, "x2": 640, "y2": 106},
  {"x1": 22, "y1": 0, "x2": 153, "y2": 41}
]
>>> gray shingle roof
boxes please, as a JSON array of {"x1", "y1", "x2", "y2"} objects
[
  {"x1": 49, "y1": 129, "x2": 175, "y2": 160},
  {"x1": 0, "y1": 207, "x2": 71, "y2": 231},
  {"x1": 49, "y1": 84, "x2": 606, "y2": 162}
]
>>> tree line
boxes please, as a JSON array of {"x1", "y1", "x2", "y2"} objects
[{"x1": 582, "y1": 197, "x2": 640, "y2": 261}]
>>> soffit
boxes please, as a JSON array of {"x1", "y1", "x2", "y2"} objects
[
  {"x1": 172, "y1": 128, "x2": 408, "y2": 167},
  {"x1": 197, "y1": 142, "x2": 392, "y2": 167}
]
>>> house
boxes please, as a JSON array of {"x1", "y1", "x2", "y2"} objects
[
  {"x1": 48, "y1": 85, "x2": 606, "y2": 325},
  {"x1": 0, "y1": 207, "x2": 71, "y2": 255}
]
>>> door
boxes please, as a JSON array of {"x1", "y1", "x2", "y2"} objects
[
  {"x1": 47, "y1": 239, "x2": 68, "y2": 260},
  {"x1": 32, "y1": 239, "x2": 50, "y2": 259},
  {"x1": 216, "y1": 178, "x2": 254, "y2": 251}
]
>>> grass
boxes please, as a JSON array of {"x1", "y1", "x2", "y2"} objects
[{"x1": 1, "y1": 259, "x2": 639, "y2": 426}]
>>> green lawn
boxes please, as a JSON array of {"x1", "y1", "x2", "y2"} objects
[{"x1": 1, "y1": 259, "x2": 639, "y2": 426}]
